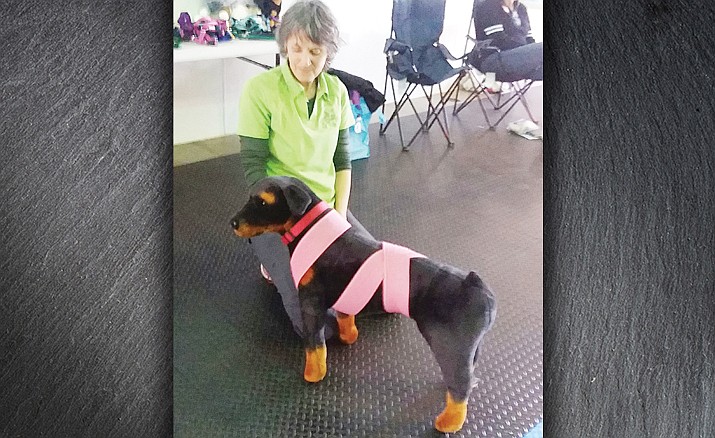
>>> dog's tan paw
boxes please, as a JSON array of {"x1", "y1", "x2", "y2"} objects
[
  {"x1": 337, "y1": 313, "x2": 359, "y2": 345},
  {"x1": 339, "y1": 325, "x2": 359, "y2": 345},
  {"x1": 434, "y1": 392, "x2": 467, "y2": 433},
  {"x1": 304, "y1": 345, "x2": 327, "y2": 382}
]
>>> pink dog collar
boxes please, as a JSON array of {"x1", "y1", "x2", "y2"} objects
[{"x1": 281, "y1": 201, "x2": 331, "y2": 245}]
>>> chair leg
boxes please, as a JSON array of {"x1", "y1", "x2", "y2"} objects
[
  {"x1": 379, "y1": 70, "x2": 389, "y2": 133},
  {"x1": 422, "y1": 85, "x2": 439, "y2": 132},
  {"x1": 382, "y1": 73, "x2": 473, "y2": 151},
  {"x1": 407, "y1": 89, "x2": 425, "y2": 128},
  {"x1": 494, "y1": 86, "x2": 503, "y2": 109},
  {"x1": 381, "y1": 81, "x2": 424, "y2": 133},
  {"x1": 453, "y1": 71, "x2": 492, "y2": 118},
  {"x1": 423, "y1": 86, "x2": 435, "y2": 132},
  {"x1": 485, "y1": 80, "x2": 534, "y2": 129},
  {"x1": 460, "y1": 72, "x2": 501, "y2": 111},
  {"x1": 429, "y1": 78, "x2": 463, "y2": 147},
  {"x1": 381, "y1": 78, "x2": 430, "y2": 150},
  {"x1": 438, "y1": 74, "x2": 464, "y2": 120},
  {"x1": 453, "y1": 71, "x2": 480, "y2": 115},
  {"x1": 452, "y1": 75, "x2": 462, "y2": 116},
  {"x1": 488, "y1": 80, "x2": 532, "y2": 112},
  {"x1": 513, "y1": 80, "x2": 537, "y2": 123},
  {"x1": 423, "y1": 73, "x2": 466, "y2": 147},
  {"x1": 379, "y1": 79, "x2": 400, "y2": 133},
  {"x1": 439, "y1": 82, "x2": 455, "y2": 148},
  {"x1": 431, "y1": 84, "x2": 451, "y2": 143},
  {"x1": 438, "y1": 83, "x2": 451, "y2": 142},
  {"x1": 404, "y1": 84, "x2": 443, "y2": 150},
  {"x1": 452, "y1": 70, "x2": 495, "y2": 128},
  {"x1": 404, "y1": 123, "x2": 423, "y2": 150},
  {"x1": 390, "y1": 79, "x2": 406, "y2": 149}
]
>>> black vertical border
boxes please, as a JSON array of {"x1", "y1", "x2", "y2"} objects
[
  {"x1": 543, "y1": 0, "x2": 715, "y2": 435},
  {"x1": 1, "y1": 0, "x2": 173, "y2": 436}
]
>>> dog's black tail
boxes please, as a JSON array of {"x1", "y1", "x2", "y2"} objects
[{"x1": 463, "y1": 271, "x2": 483, "y2": 288}]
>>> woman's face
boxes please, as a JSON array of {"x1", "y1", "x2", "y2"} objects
[{"x1": 285, "y1": 32, "x2": 328, "y2": 87}]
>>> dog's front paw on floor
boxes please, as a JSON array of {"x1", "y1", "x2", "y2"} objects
[
  {"x1": 337, "y1": 313, "x2": 359, "y2": 345},
  {"x1": 304, "y1": 346, "x2": 327, "y2": 382},
  {"x1": 434, "y1": 392, "x2": 468, "y2": 433},
  {"x1": 339, "y1": 326, "x2": 359, "y2": 344}
]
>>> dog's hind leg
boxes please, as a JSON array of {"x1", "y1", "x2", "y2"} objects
[
  {"x1": 433, "y1": 348, "x2": 476, "y2": 433},
  {"x1": 416, "y1": 272, "x2": 496, "y2": 432},
  {"x1": 433, "y1": 329, "x2": 493, "y2": 432},
  {"x1": 417, "y1": 324, "x2": 479, "y2": 433},
  {"x1": 336, "y1": 312, "x2": 359, "y2": 344},
  {"x1": 436, "y1": 390, "x2": 469, "y2": 434}
]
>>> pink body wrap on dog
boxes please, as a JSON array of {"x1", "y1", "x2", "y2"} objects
[{"x1": 282, "y1": 202, "x2": 424, "y2": 317}]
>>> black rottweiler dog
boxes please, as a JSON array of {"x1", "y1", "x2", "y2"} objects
[{"x1": 230, "y1": 176, "x2": 496, "y2": 433}]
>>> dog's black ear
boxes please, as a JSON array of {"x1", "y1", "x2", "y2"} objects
[{"x1": 283, "y1": 184, "x2": 312, "y2": 216}]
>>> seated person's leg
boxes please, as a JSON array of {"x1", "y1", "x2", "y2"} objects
[
  {"x1": 481, "y1": 42, "x2": 543, "y2": 82},
  {"x1": 250, "y1": 232, "x2": 338, "y2": 339}
]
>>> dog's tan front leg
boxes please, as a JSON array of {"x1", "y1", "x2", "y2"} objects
[
  {"x1": 435, "y1": 391, "x2": 468, "y2": 433},
  {"x1": 298, "y1": 268, "x2": 329, "y2": 382},
  {"x1": 304, "y1": 345, "x2": 327, "y2": 382},
  {"x1": 336, "y1": 312, "x2": 359, "y2": 344}
]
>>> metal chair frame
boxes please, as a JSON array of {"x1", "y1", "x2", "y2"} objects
[
  {"x1": 378, "y1": 1, "x2": 467, "y2": 150},
  {"x1": 452, "y1": 1, "x2": 539, "y2": 130}
]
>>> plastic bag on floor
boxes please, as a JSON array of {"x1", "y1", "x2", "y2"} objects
[{"x1": 507, "y1": 119, "x2": 542, "y2": 140}]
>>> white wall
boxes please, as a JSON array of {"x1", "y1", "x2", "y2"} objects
[
  {"x1": 174, "y1": 54, "x2": 276, "y2": 144},
  {"x1": 173, "y1": 0, "x2": 541, "y2": 144}
]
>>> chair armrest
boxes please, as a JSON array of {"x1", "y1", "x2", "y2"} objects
[
  {"x1": 384, "y1": 38, "x2": 412, "y2": 54},
  {"x1": 436, "y1": 43, "x2": 468, "y2": 62},
  {"x1": 471, "y1": 38, "x2": 499, "y2": 54}
]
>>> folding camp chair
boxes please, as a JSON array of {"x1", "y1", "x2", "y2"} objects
[
  {"x1": 453, "y1": 0, "x2": 540, "y2": 130},
  {"x1": 379, "y1": 0, "x2": 468, "y2": 151}
]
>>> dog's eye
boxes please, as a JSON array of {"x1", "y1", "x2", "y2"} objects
[{"x1": 260, "y1": 200, "x2": 267, "y2": 206}]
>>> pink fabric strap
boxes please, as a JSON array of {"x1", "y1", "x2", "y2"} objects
[
  {"x1": 331, "y1": 250, "x2": 385, "y2": 315},
  {"x1": 332, "y1": 242, "x2": 424, "y2": 317},
  {"x1": 382, "y1": 242, "x2": 425, "y2": 315},
  {"x1": 289, "y1": 208, "x2": 351, "y2": 288},
  {"x1": 287, "y1": 207, "x2": 425, "y2": 317}
]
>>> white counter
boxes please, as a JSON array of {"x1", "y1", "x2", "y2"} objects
[
  {"x1": 173, "y1": 39, "x2": 281, "y2": 145},
  {"x1": 173, "y1": 39, "x2": 279, "y2": 64}
]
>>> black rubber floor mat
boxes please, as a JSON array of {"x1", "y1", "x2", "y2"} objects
[{"x1": 174, "y1": 93, "x2": 543, "y2": 437}]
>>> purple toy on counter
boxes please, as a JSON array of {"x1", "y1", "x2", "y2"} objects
[{"x1": 178, "y1": 12, "x2": 193, "y2": 41}]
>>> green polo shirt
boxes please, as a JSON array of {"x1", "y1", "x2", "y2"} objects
[{"x1": 238, "y1": 63, "x2": 355, "y2": 205}]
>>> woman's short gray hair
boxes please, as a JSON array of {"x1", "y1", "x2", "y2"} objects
[{"x1": 276, "y1": 0, "x2": 341, "y2": 68}]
